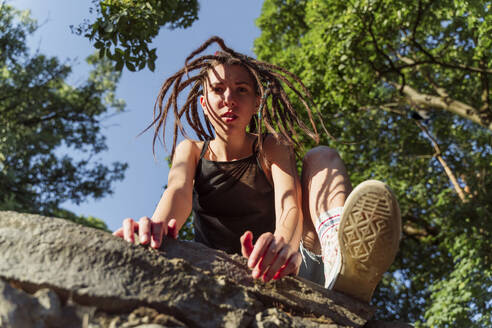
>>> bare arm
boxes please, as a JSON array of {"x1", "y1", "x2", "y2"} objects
[
  {"x1": 151, "y1": 139, "x2": 197, "y2": 230},
  {"x1": 270, "y1": 138, "x2": 303, "y2": 248},
  {"x1": 113, "y1": 139, "x2": 198, "y2": 248},
  {"x1": 241, "y1": 136, "x2": 303, "y2": 282}
]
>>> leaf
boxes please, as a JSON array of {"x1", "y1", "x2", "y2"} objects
[
  {"x1": 115, "y1": 59, "x2": 124, "y2": 71},
  {"x1": 148, "y1": 59, "x2": 155, "y2": 72},
  {"x1": 98, "y1": 47, "x2": 106, "y2": 59},
  {"x1": 104, "y1": 22, "x2": 114, "y2": 33},
  {"x1": 138, "y1": 60, "x2": 146, "y2": 70},
  {"x1": 125, "y1": 61, "x2": 136, "y2": 72}
]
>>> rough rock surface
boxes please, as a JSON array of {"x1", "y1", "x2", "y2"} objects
[{"x1": 0, "y1": 211, "x2": 413, "y2": 328}]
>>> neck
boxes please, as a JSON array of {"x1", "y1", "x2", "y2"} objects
[{"x1": 211, "y1": 131, "x2": 254, "y2": 161}]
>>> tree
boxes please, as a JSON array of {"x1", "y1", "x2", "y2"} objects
[
  {"x1": 0, "y1": 3, "x2": 127, "y2": 230},
  {"x1": 255, "y1": 0, "x2": 491, "y2": 327},
  {"x1": 72, "y1": 0, "x2": 200, "y2": 72}
]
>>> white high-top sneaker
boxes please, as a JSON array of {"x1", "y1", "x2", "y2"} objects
[{"x1": 320, "y1": 180, "x2": 401, "y2": 303}]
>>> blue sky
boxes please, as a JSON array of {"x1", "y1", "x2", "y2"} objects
[{"x1": 12, "y1": 0, "x2": 264, "y2": 231}]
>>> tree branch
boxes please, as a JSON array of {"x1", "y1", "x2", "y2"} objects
[
  {"x1": 394, "y1": 59, "x2": 492, "y2": 75},
  {"x1": 390, "y1": 81, "x2": 492, "y2": 130},
  {"x1": 355, "y1": 5, "x2": 407, "y2": 89},
  {"x1": 417, "y1": 62, "x2": 450, "y2": 99},
  {"x1": 392, "y1": 53, "x2": 492, "y2": 75},
  {"x1": 460, "y1": 174, "x2": 473, "y2": 196},
  {"x1": 402, "y1": 223, "x2": 438, "y2": 239},
  {"x1": 402, "y1": 214, "x2": 440, "y2": 244},
  {"x1": 479, "y1": 59, "x2": 491, "y2": 122},
  {"x1": 406, "y1": 1, "x2": 492, "y2": 74},
  {"x1": 414, "y1": 120, "x2": 467, "y2": 202},
  {"x1": 411, "y1": 0, "x2": 428, "y2": 37}
]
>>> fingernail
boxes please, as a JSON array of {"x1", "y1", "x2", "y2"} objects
[
  {"x1": 252, "y1": 269, "x2": 259, "y2": 278},
  {"x1": 140, "y1": 235, "x2": 148, "y2": 243}
]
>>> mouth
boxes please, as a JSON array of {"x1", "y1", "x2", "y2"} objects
[{"x1": 221, "y1": 112, "x2": 238, "y2": 122}]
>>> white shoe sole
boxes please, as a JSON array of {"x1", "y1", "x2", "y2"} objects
[{"x1": 333, "y1": 180, "x2": 401, "y2": 303}]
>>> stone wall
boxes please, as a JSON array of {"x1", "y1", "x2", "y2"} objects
[{"x1": 0, "y1": 211, "x2": 412, "y2": 328}]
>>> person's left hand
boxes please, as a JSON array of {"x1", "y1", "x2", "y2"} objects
[{"x1": 240, "y1": 231, "x2": 302, "y2": 282}]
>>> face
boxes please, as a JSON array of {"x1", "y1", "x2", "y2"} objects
[{"x1": 200, "y1": 64, "x2": 259, "y2": 134}]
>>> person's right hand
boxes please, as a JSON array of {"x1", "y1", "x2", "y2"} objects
[{"x1": 112, "y1": 217, "x2": 178, "y2": 249}]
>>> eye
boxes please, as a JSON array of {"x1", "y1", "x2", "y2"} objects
[
  {"x1": 212, "y1": 86, "x2": 224, "y2": 93},
  {"x1": 238, "y1": 87, "x2": 249, "y2": 93}
]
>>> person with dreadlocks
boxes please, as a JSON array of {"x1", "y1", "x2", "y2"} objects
[{"x1": 113, "y1": 37, "x2": 401, "y2": 303}]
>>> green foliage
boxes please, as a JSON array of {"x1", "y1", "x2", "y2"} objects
[
  {"x1": 255, "y1": 0, "x2": 491, "y2": 326},
  {"x1": 178, "y1": 216, "x2": 194, "y2": 241},
  {"x1": 51, "y1": 208, "x2": 110, "y2": 232},
  {"x1": 0, "y1": 4, "x2": 127, "y2": 221},
  {"x1": 73, "y1": 0, "x2": 199, "y2": 72}
]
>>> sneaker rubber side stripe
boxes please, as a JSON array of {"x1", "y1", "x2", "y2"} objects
[
  {"x1": 319, "y1": 221, "x2": 340, "y2": 243},
  {"x1": 317, "y1": 214, "x2": 341, "y2": 232}
]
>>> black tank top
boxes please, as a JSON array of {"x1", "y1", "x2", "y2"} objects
[{"x1": 192, "y1": 138, "x2": 276, "y2": 254}]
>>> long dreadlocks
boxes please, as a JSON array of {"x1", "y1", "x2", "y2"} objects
[{"x1": 146, "y1": 36, "x2": 321, "y2": 160}]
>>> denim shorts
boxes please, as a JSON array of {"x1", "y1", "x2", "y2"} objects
[{"x1": 298, "y1": 241, "x2": 325, "y2": 287}]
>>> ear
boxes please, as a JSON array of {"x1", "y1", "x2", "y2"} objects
[{"x1": 200, "y1": 95, "x2": 208, "y2": 115}]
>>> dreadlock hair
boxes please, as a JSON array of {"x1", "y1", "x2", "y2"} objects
[{"x1": 145, "y1": 36, "x2": 322, "y2": 161}]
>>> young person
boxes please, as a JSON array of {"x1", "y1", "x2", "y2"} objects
[{"x1": 113, "y1": 37, "x2": 401, "y2": 303}]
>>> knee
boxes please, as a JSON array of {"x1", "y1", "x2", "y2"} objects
[
  {"x1": 302, "y1": 146, "x2": 343, "y2": 177},
  {"x1": 303, "y1": 146, "x2": 341, "y2": 166}
]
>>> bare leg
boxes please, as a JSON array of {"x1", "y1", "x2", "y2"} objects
[
  {"x1": 301, "y1": 146, "x2": 401, "y2": 303},
  {"x1": 301, "y1": 146, "x2": 352, "y2": 253}
]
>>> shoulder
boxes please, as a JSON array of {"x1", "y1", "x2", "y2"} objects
[
  {"x1": 175, "y1": 138, "x2": 202, "y2": 152},
  {"x1": 172, "y1": 139, "x2": 203, "y2": 164},
  {"x1": 261, "y1": 134, "x2": 295, "y2": 162},
  {"x1": 167, "y1": 139, "x2": 203, "y2": 190},
  {"x1": 257, "y1": 134, "x2": 297, "y2": 182},
  {"x1": 260, "y1": 134, "x2": 300, "y2": 194}
]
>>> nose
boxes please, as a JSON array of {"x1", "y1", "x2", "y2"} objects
[{"x1": 223, "y1": 88, "x2": 237, "y2": 107}]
